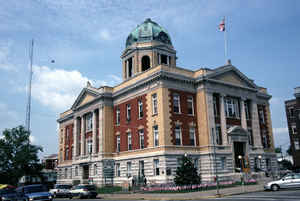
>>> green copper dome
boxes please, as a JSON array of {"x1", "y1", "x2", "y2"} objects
[{"x1": 126, "y1": 18, "x2": 172, "y2": 48}]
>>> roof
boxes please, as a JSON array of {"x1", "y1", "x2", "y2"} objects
[{"x1": 125, "y1": 18, "x2": 172, "y2": 48}]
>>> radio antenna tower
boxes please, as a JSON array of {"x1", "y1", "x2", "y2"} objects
[{"x1": 25, "y1": 39, "x2": 34, "y2": 132}]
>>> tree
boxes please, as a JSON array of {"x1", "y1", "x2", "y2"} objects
[
  {"x1": 275, "y1": 147, "x2": 282, "y2": 153},
  {"x1": 0, "y1": 126, "x2": 43, "y2": 185},
  {"x1": 174, "y1": 155, "x2": 201, "y2": 186},
  {"x1": 278, "y1": 159, "x2": 293, "y2": 170}
]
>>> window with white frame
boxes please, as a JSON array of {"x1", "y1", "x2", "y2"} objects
[
  {"x1": 94, "y1": 164, "x2": 97, "y2": 175},
  {"x1": 126, "y1": 104, "x2": 131, "y2": 122},
  {"x1": 173, "y1": 93, "x2": 181, "y2": 113},
  {"x1": 153, "y1": 159, "x2": 160, "y2": 176},
  {"x1": 127, "y1": 132, "x2": 132, "y2": 150},
  {"x1": 189, "y1": 127, "x2": 196, "y2": 146},
  {"x1": 139, "y1": 129, "x2": 144, "y2": 149},
  {"x1": 66, "y1": 127, "x2": 70, "y2": 142},
  {"x1": 175, "y1": 124, "x2": 182, "y2": 145},
  {"x1": 220, "y1": 157, "x2": 226, "y2": 169},
  {"x1": 292, "y1": 125, "x2": 297, "y2": 135},
  {"x1": 153, "y1": 125, "x2": 159, "y2": 146},
  {"x1": 224, "y1": 97, "x2": 240, "y2": 118},
  {"x1": 138, "y1": 100, "x2": 143, "y2": 119},
  {"x1": 187, "y1": 96, "x2": 194, "y2": 115},
  {"x1": 127, "y1": 162, "x2": 132, "y2": 177},
  {"x1": 244, "y1": 101, "x2": 250, "y2": 120},
  {"x1": 139, "y1": 160, "x2": 144, "y2": 176},
  {"x1": 116, "y1": 108, "x2": 120, "y2": 125},
  {"x1": 116, "y1": 135, "x2": 120, "y2": 152},
  {"x1": 116, "y1": 163, "x2": 120, "y2": 177},
  {"x1": 152, "y1": 93, "x2": 158, "y2": 115},
  {"x1": 86, "y1": 113, "x2": 93, "y2": 131},
  {"x1": 65, "y1": 148, "x2": 69, "y2": 160},
  {"x1": 87, "y1": 138, "x2": 92, "y2": 154},
  {"x1": 294, "y1": 140, "x2": 300, "y2": 150}
]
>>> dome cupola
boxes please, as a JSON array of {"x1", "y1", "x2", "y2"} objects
[{"x1": 125, "y1": 18, "x2": 172, "y2": 48}]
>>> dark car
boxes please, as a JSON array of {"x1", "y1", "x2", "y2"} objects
[
  {"x1": 0, "y1": 188, "x2": 19, "y2": 201},
  {"x1": 16, "y1": 184, "x2": 52, "y2": 201}
]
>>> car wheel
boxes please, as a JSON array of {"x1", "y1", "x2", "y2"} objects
[
  {"x1": 271, "y1": 184, "x2": 279, "y2": 191},
  {"x1": 79, "y1": 194, "x2": 84, "y2": 199}
]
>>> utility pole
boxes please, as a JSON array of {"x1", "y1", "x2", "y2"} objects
[{"x1": 25, "y1": 39, "x2": 34, "y2": 132}]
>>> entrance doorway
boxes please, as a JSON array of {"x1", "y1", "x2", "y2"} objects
[
  {"x1": 83, "y1": 165, "x2": 89, "y2": 179},
  {"x1": 234, "y1": 142, "x2": 245, "y2": 170}
]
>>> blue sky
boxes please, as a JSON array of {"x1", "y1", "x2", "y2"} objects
[{"x1": 0, "y1": 0, "x2": 299, "y2": 157}]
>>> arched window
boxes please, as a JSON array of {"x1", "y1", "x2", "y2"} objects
[
  {"x1": 142, "y1": 56, "x2": 150, "y2": 71},
  {"x1": 75, "y1": 166, "x2": 78, "y2": 176},
  {"x1": 94, "y1": 164, "x2": 97, "y2": 176}
]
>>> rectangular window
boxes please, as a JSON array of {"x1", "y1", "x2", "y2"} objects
[
  {"x1": 225, "y1": 97, "x2": 240, "y2": 118},
  {"x1": 173, "y1": 93, "x2": 181, "y2": 113},
  {"x1": 139, "y1": 129, "x2": 144, "y2": 149},
  {"x1": 116, "y1": 108, "x2": 120, "y2": 125},
  {"x1": 262, "y1": 129, "x2": 268, "y2": 148},
  {"x1": 187, "y1": 96, "x2": 194, "y2": 115},
  {"x1": 87, "y1": 138, "x2": 92, "y2": 154},
  {"x1": 86, "y1": 113, "x2": 93, "y2": 131},
  {"x1": 66, "y1": 127, "x2": 70, "y2": 142},
  {"x1": 126, "y1": 104, "x2": 131, "y2": 122},
  {"x1": 220, "y1": 157, "x2": 226, "y2": 169},
  {"x1": 154, "y1": 159, "x2": 160, "y2": 176},
  {"x1": 152, "y1": 93, "x2": 158, "y2": 115},
  {"x1": 161, "y1": 54, "x2": 168, "y2": 64},
  {"x1": 216, "y1": 126, "x2": 222, "y2": 145},
  {"x1": 153, "y1": 125, "x2": 159, "y2": 147},
  {"x1": 65, "y1": 148, "x2": 69, "y2": 160},
  {"x1": 116, "y1": 135, "x2": 120, "y2": 152},
  {"x1": 139, "y1": 160, "x2": 144, "y2": 176},
  {"x1": 294, "y1": 140, "x2": 300, "y2": 150},
  {"x1": 116, "y1": 163, "x2": 120, "y2": 177},
  {"x1": 128, "y1": 132, "x2": 132, "y2": 150},
  {"x1": 127, "y1": 162, "x2": 132, "y2": 177},
  {"x1": 175, "y1": 125, "x2": 182, "y2": 145},
  {"x1": 292, "y1": 125, "x2": 297, "y2": 135},
  {"x1": 213, "y1": 96, "x2": 218, "y2": 117},
  {"x1": 189, "y1": 127, "x2": 196, "y2": 146},
  {"x1": 258, "y1": 109, "x2": 265, "y2": 124},
  {"x1": 248, "y1": 128, "x2": 254, "y2": 145},
  {"x1": 289, "y1": 107, "x2": 295, "y2": 117},
  {"x1": 245, "y1": 101, "x2": 250, "y2": 120},
  {"x1": 138, "y1": 100, "x2": 143, "y2": 119}
]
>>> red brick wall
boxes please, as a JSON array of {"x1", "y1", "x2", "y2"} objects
[
  {"x1": 64, "y1": 124, "x2": 73, "y2": 160},
  {"x1": 169, "y1": 89, "x2": 199, "y2": 146},
  {"x1": 113, "y1": 94, "x2": 148, "y2": 152}
]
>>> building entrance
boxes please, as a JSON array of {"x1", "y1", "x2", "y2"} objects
[
  {"x1": 83, "y1": 165, "x2": 89, "y2": 179},
  {"x1": 234, "y1": 142, "x2": 245, "y2": 170}
]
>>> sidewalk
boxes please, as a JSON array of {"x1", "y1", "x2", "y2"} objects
[{"x1": 99, "y1": 181, "x2": 267, "y2": 200}]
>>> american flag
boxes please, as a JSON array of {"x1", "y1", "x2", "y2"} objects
[{"x1": 219, "y1": 18, "x2": 225, "y2": 32}]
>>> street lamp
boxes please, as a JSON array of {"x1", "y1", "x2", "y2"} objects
[{"x1": 258, "y1": 155, "x2": 262, "y2": 171}]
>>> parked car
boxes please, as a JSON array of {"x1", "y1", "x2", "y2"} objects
[
  {"x1": 0, "y1": 188, "x2": 19, "y2": 201},
  {"x1": 69, "y1": 185, "x2": 97, "y2": 199},
  {"x1": 16, "y1": 184, "x2": 52, "y2": 201},
  {"x1": 49, "y1": 184, "x2": 72, "y2": 198},
  {"x1": 264, "y1": 173, "x2": 300, "y2": 191}
]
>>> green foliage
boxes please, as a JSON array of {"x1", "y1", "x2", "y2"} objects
[
  {"x1": 279, "y1": 159, "x2": 293, "y2": 170},
  {"x1": 0, "y1": 126, "x2": 43, "y2": 185},
  {"x1": 174, "y1": 155, "x2": 201, "y2": 186},
  {"x1": 275, "y1": 147, "x2": 282, "y2": 153},
  {"x1": 96, "y1": 186, "x2": 123, "y2": 194}
]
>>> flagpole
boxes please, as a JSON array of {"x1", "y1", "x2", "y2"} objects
[{"x1": 224, "y1": 16, "x2": 228, "y2": 63}]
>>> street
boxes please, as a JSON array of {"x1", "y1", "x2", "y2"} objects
[{"x1": 55, "y1": 189, "x2": 300, "y2": 201}]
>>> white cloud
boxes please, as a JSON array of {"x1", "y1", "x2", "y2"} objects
[
  {"x1": 0, "y1": 41, "x2": 16, "y2": 71},
  {"x1": 273, "y1": 127, "x2": 288, "y2": 134},
  {"x1": 31, "y1": 66, "x2": 122, "y2": 111},
  {"x1": 99, "y1": 29, "x2": 113, "y2": 41},
  {"x1": 29, "y1": 135, "x2": 36, "y2": 143},
  {"x1": 108, "y1": 74, "x2": 122, "y2": 83}
]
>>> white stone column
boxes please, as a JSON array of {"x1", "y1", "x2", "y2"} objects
[
  {"x1": 98, "y1": 106, "x2": 104, "y2": 154},
  {"x1": 81, "y1": 115, "x2": 85, "y2": 156},
  {"x1": 206, "y1": 91, "x2": 216, "y2": 146},
  {"x1": 251, "y1": 100, "x2": 263, "y2": 148},
  {"x1": 92, "y1": 110, "x2": 97, "y2": 154},
  {"x1": 240, "y1": 98, "x2": 247, "y2": 129},
  {"x1": 73, "y1": 117, "x2": 78, "y2": 158},
  {"x1": 219, "y1": 94, "x2": 227, "y2": 145}
]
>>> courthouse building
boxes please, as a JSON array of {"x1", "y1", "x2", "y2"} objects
[
  {"x1": 285, "y1": 87, "x2": 300, "y2": 167},
  {"x1": 57, "y1": 19, "x2": 277, "y2": 186}
]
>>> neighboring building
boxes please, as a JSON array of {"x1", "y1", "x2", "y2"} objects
[
  {"x1": 285, "y1": 87, "x2": 300, "y2": 167},
  {"x1": 57, "y1": 18, "x2": 277, "y2": 186},
  {"x1": 42, "y1": 154, "x2": 58, "y2": 170}
]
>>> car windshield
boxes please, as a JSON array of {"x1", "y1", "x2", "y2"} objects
[
  {"x1": 55, "y1": 185, "x2": 72, "y2": 189},
  {"x1": 0, "y1": 189, "x2": 16, "y2": 195},
  {"x1": 24, "y1": 186, "x2": 48, "y2": 194}
]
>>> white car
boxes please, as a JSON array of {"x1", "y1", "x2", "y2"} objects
[
  {"x1": 49, "y1": 184, "x2": 72, "y2": 198},
  {"x1": 264, "y1": 173, "x2": 300, "y2": 191},
  {"x1": 69, "y1": 185, "x2": 97, "y2": 199}
]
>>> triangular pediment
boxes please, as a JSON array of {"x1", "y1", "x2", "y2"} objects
[
  {"x1": 71, "y1": 88, "x2": 99, "y2": 110},
  {"x1": 208, "y1": 66, "x2": 258, "y2": 89},
  {"x1": 227, "y1": 126, "x2": 248, "y2": 136}
]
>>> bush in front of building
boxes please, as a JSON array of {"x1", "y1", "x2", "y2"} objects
[{"x1": 96, "y1": 186, "x2": 123, "y2": 194}]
